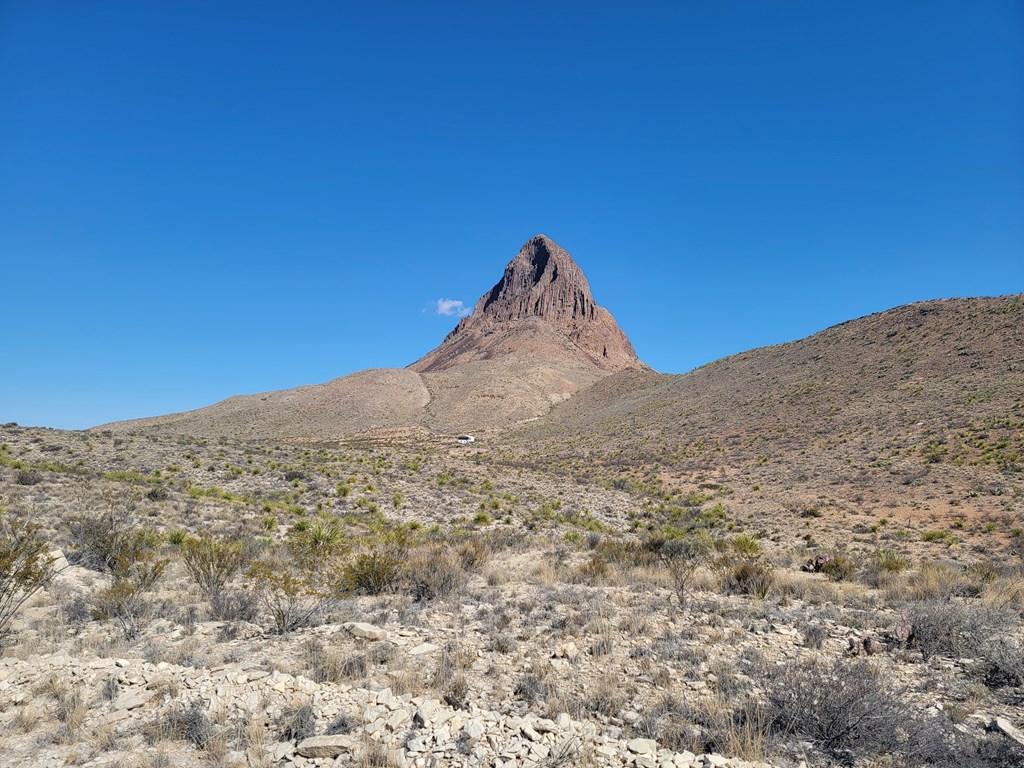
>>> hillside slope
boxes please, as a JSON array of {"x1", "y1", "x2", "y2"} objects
[{"x1": 502, "y1": 295, "x2": 1024, "y2": 526}]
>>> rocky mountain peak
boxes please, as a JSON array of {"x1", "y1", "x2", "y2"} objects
[{"x1": 409, "y1": 235, "x2": 644, "y2": 373}]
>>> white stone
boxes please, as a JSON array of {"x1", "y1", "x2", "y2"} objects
[
  {"x1": 627, "y1": 738, "x2": 658, "y2": 755},
  {"x1": 344, "y1": 622, "x2": 388, "y2": 641},
  {"x1": 408, "y1": 643, "x2": 440, "y2": 656}
]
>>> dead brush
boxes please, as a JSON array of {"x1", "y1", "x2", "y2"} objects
[
  {"x1": 13, "y1": 702, "x2": 44, "y2": 732},
  {"x1": 585, "y1": 674, "x2": 626, "y2": 717},
  {"x1": 53, "y1": 684, "x2": 89, "y2": 741},
  {"x1": 277, "y1": 699, "x2": 316, "y2": 742},
  {"x1": 431, "y1": 641, "x2": 470, "y2": 708}
]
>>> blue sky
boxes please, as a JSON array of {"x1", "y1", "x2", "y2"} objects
[{"x1": 2, "y1": 1, "x2": 1022, "y2": 430}]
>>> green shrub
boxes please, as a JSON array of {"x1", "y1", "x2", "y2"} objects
[
  {"x1": 181, "y1": 534, "x2": 247, "y2": 611},
  {"x1": 729, "y1": 533, "x2": 762, "y2": 559},
  {"x1": 343, "y1": 551, "x2": 402, "y2": 595},
  {"x1": 875, "y1": 549, "x2": 910, "y2": 573},
  {"x1": 0, "y1": 513, "x2": 57, "y2": 636},
  {"x1": 724, "y1": 560, "x2": 775, "y2": 598},
  {"x1": 820, "y1": 555, "x2": 857, "y2": 582}
]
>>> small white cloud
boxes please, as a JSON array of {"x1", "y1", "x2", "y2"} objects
[{"x1": 435, "y1": 298, "x2": 472, "y2": 317}]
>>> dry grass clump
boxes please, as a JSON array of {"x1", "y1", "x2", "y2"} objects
[
  {"x1": 430, "y1": 641, "x2": 470, "y2": 708},
  {"x1": 636, "y1": 692, "x2": 769, "y2": 761},
  {"x1": 277, "y1": 700, "x2": 316, "y2": 742},
  {"x1": 405, "y1": 546, "x2": 468, "y2": 602},
  {"x1": 887, "y1": 560, "x2": 982, "y2": 602},
  {"x1": 302, "y1": 637, "x2": 393, "y2": 683},
  {"x1": 52, "y1": 684, "x2": 88, "y2": 743}
]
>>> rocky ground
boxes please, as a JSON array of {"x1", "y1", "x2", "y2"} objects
[{"x1": 2, "y1": 424, "x2": 1024, "y2": 767}]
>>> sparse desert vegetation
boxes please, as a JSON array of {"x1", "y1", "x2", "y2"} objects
[{"x1": 1, "y1": 421, "x2": 1023, "y2": 767}]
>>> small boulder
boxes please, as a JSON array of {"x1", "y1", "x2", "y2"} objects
[{"x1": 344, "y1": 622, "x2": 388, "y2": 641}]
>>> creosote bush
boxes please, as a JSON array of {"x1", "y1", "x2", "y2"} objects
[
  {"x1": 68, "y1": 490, "x2": 153, "y2": 572},
  {"x1": 91, "y1": 550, "x2": 167, "y2": 639},
  {"x1": 181, "y1": 534, "x2": 248, "y2": 615},
  {"x1": 0, "y1": 512, "x2": 57, "y2": 636},
  {"x1": 246, "y1": 553, "x2": 342, "y2": 634}
]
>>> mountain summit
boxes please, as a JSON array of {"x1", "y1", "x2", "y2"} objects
[{"x1": 410, "y1": 235, "x2": 643, "y2": 373}]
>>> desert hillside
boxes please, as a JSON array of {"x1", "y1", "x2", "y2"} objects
[{"x1": 502, "y1": 295, "x2": 1024, "y2": 534}]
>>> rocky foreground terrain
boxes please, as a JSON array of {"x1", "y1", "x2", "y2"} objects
[{"x1": 2, "y1": 424, "x2": 1024, "y2": 767}]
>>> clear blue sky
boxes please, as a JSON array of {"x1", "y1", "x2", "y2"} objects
[{"x1": 2, "y1": 1, "x2": 1022, "y2": 429}]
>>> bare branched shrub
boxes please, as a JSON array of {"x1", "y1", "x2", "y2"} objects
[
  {"x1": 979, "y1": 637, "x2": 1024, "y2": 689},
  {"x1": 91, "y1": 550, "x2": 167, "y2": 639},
  {"x1": 766, "y1": 657, "x2": 960, "y2": 764},
  {"x1": 0, "y1": 513, "x2": 57, "y2": 636},
  {"x1": 903, "y1": 599, "x2": 1015, "y2": 660},
  {"x1": 647, "y1": 530, "x2": 713, "y2": 612}
]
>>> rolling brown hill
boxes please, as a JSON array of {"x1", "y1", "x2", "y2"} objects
[
  {"x1": 98, "y1": 235, "x2": 641, "y2": 438},
  {"x1": 501, "y1": 294, "x2": 1024, "y2": 533}
]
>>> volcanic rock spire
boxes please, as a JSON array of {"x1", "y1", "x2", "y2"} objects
[{"x1": 409, "y1": 235, "x2": 644, "y2": 373}]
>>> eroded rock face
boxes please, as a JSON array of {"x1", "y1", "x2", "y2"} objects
[{"x1": 410, "y1": 235, "x2": 644, "y2": 373}]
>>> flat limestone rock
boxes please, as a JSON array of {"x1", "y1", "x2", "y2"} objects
[
  {"x1": 296, "y1": 734, "x2": 354, "y2": 758},
  {"x1": 113, "y1": 689, "x2": 155, "y2": 710}
]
